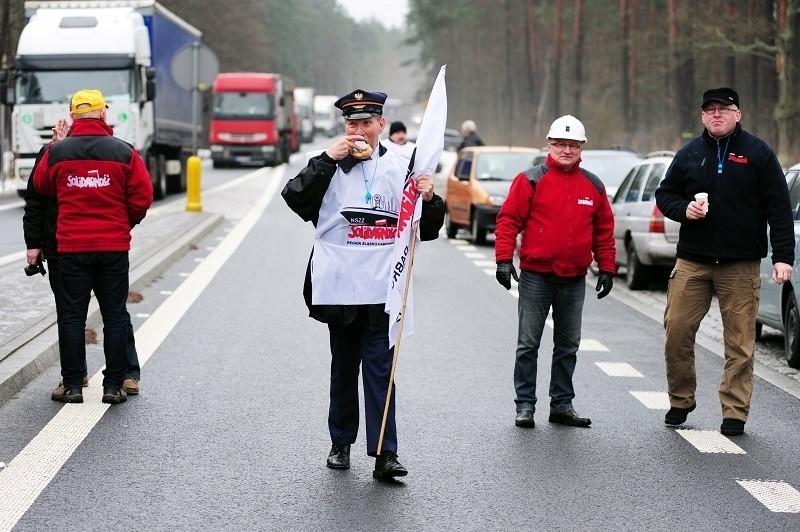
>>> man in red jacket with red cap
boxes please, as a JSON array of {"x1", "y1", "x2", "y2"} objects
[
  {"x1": 33, "y1": 89, "x2": 153, "y2": 405},
  {"x1": 494, "y1": 115, "x2": 616, "y2": 429}
]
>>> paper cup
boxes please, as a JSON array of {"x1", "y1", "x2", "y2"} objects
[{"x1": 695, "y1": 192, "x2": 708, "y2": 213}]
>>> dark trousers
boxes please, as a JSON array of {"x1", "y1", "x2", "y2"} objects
[
  {"x1": 49, "y1": 256, "x2": 140, "y2": 380},
  {"x1": 328, "y1": 309, "x2": 397, "y2": 456},
  {"x1": 58, "y1": 252, "x2": 131, "y2": 389}
]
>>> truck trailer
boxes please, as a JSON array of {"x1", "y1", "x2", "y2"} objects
[
  {"x1": 294, "y1": 86, "x2": 315, "y2": 144},
  {"x1": 208, "y1": 72, "x2": 299, "y2": 168},
  {"x1": 0, "y1": 0, "x2": 203, "y2": 199},
  {"x1": 313, "y1": 94, "x2": 341, "y2": 137}
]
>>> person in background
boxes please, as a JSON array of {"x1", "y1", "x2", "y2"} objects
[
  {"x1": 32, "y1": 89, "x2": 153, "y2": 405},
  {"x1": 494, "y1": 114, "x2": 616, "y2": 430},
  {"x1": 24, "y1": 118, "x2": 143, "y2": 401},
  {"x1": 457, "y1": 119, "x2": 484, "y2": 151},
  {"x1": 382, "y1": 120, "x2": 416, "y2": 160},
  {"x1": 655, "y1": 87, "x2": 794, "y2": 436},
  {"x1": 282, "y1": 89, "x2": 445, "y2": 480}
]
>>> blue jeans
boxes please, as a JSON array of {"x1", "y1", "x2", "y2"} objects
[
  {"x1": 515, "y1": 271, "x2": 585, "y2": 413},
  {"x1": 58, "y1": 252, "x2": 131, "y2": 389}
]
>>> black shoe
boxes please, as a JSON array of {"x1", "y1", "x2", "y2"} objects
[
  {"x1": 665, "y1": 403, "x2": 696, "y2": 425},
  {"x1": 548, "y1": 408, "x2": 591, "y2": 427},
  {"x1": 326, "y1": 444, "x2": 351, "y2": 469},
  {"x1": 373, "y1": 452, "x2": 408, "y2": 480},
  {"x1": 515, "y1": 409, "x2": 535, "y2": 428},
  {"x1": 101, "y1": 387, "x2": 127, "y2": 405},
  {"x1": 720, "y1": 418, "x2": 745, "y2": 436},
  {"x1": 52, "y1": 386, "x2": 83, "y2": 403}
]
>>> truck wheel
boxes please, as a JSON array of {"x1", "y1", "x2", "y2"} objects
[
  {"x1": 167, "y1": 152, "x2": 188, "y2": 194},
  {"x1": 148, "y1": 151, "x2": 167, "y2": 200}
]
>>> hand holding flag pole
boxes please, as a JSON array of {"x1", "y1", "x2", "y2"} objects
[{"x1": 377, "y1": 65, "x2": 447, "y2": 455}]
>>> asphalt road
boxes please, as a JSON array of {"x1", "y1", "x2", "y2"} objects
[{"x1": 0, "y1": 150, "x2": 799, "y2": 530}]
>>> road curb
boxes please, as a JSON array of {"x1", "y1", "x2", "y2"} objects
[{"x1": 0, "y1": 211, "x2": 223, "y2": 407}]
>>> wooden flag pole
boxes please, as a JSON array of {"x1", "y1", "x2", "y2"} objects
[{"x1": 376, "y1": 219, "x2": 420, "y2": 456}]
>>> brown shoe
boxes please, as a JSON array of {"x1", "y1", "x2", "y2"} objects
[
  {"x1": 51, "y1": 376, "x2": 89, "y2": 400},
  {"x1": 122, "y1": 378, "x2": 140, "y2": 395}
]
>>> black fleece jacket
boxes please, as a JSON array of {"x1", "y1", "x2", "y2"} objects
[{"x1": 655, "y1": 123, "x2": 794, "y2": 265}]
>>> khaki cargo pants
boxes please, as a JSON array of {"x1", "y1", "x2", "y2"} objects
[{"x1": 663, "y1": 258, "x2": 760, "y2": 421}]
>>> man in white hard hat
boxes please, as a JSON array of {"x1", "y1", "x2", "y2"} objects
[{"x1": 493, "y1": 114, "x2": 616, "y2": 429}]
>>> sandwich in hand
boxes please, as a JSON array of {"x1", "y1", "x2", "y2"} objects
[{"x1": 352, "y1": 140, "x2": 373, "y2": 159}]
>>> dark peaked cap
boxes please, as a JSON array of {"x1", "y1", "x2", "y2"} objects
[
  {"x1": 335, "y1": 89, "x2": 387, "y2": 119},
  {"x1": 701, "y1": 87, "x2": 739, "y2": 108}
]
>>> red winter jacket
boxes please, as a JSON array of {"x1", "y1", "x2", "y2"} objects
[
  {"x1": 32, "y1": 118, "x2": 153, "y2": 253},
  {"x1": 494, "y1": 154, "x2": 616, "y2": 278}
]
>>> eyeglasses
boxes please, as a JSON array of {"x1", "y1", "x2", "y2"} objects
[
  {"x1": 549, "y1": 141, "x2": 583, "y2": 151},
  {"x1": 702, "y1": 107, "x2": 739, "y2": 115}
]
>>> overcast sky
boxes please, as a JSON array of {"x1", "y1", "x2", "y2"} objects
[{"x1": 337, "y1": 0, "x2": 409, "y2": 29}]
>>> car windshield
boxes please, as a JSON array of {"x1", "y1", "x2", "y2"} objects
[
  {"x1": 15, "y1": 69, "x2": 134, "y2": 104},
  {"x1": 580, "y1": 152, "x2": 643, "y2": 189},
  {"x1": 213, "y1": 92, "x2": 274, "y2": 119},
  {"x1": 475, "y1": 152, "x2": 536, "y2": 181}
]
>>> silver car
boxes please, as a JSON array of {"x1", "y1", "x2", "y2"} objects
[
  {"x1": 756, "y1": 163, "x2": 800, "y2": 369},
  {"x1": 611, "y1": 155, "x2": 680, "y2": 289}
]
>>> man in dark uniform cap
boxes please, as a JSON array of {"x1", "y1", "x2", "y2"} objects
[{"x1": 282, "y1": 88, "x2": 445, "y2": 480}]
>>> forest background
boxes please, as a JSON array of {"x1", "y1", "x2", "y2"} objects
[{"x1": 1, "y1": 0, "x2": 800, "y2": 164}]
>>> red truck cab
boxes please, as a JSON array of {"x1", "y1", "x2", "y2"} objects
[{"x1": 209, "y1": 72, "x2": 298, "y2": 168}]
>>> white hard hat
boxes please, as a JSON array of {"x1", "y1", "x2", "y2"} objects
[{"x1": 546, "y1": 115, "x2": 587, "y2": 142}]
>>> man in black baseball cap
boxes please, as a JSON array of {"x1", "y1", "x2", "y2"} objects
[
  {"x1": 701, "y1": 87, "x2": 739, "y2": 108},
  {"x1": 655, "y1": 85, "x2": 794, "y2": 438}
]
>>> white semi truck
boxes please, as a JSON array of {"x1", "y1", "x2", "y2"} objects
[
  {"x1": 294, "y1": 86, "x2": 315, "y2": 144},
  {"x1": 0, "y1": 0, "x2": 203, "y2": 199}
]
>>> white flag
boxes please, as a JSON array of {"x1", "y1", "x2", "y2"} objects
[{"x1": 386, "y1": 65, "x2": 447, "y2": 347}]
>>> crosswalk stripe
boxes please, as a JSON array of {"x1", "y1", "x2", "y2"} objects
[
  {"x1": 595, "y1": 362, "x2": 644, "y2": 377},
  {"x1": 629, "y1": 391, "x2": 670, "y2": 409},
  {"x1": 736, "y1": 479, "x2": 800, "y2": 513},
  {"x1": 675, "y1": 429, "x2": 746, "y2": 454},
  {"x1": 580, "y1": 339, "x2": 609, "y2": 352}
]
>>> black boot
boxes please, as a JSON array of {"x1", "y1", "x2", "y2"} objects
[
  {"x1": 326, "y1": 444, "x2": 351, "y2": 469},
  {"x1": 373, "y1": 452, "x2": 408, "y2": 479}
]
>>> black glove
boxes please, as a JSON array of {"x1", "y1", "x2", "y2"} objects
[
  {"x1": 496, "y1": 261, "x2": 519, "y2": 290},
  {"x1": 595, "y1": 273, "x2": 613, "y2": 299}
]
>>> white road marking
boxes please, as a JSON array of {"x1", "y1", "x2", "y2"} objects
[
  {"x1": 736, "y1": 479, "x2": 800, "y2": 513},
  {"x1": 580, "y1": 339, "x2": 609, "y2": 352},
  {"x1": 474, "y1": 260, "x2": 495, "y2": 267},
  {"x1": 595, "y1": 362, "x2": 644, "y2": 377},
  {"x1": 159, "y1": 291, "x2": 173, "y2": 295},
  {"x1": 629, "y1": 391, "x2": 671, "y2": 409},
  {"x1": 675, "y1": 429, "x2": 746, "y2": 454},
  {"x1": 0, "y1": 251, "x2": 25, "y2": 268},
  {"x1": 134, "y1": 313, "x2": 150, "y2": 318},
  {"x1": 464, "y1": 252, "x2": 486, "y2": 259},
  {"x1": 0, "y1": 166, "x2": 285, "y2": 532},
  {"x1": 0, "y1": 200, "x2": 23, "y2": 212}
]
